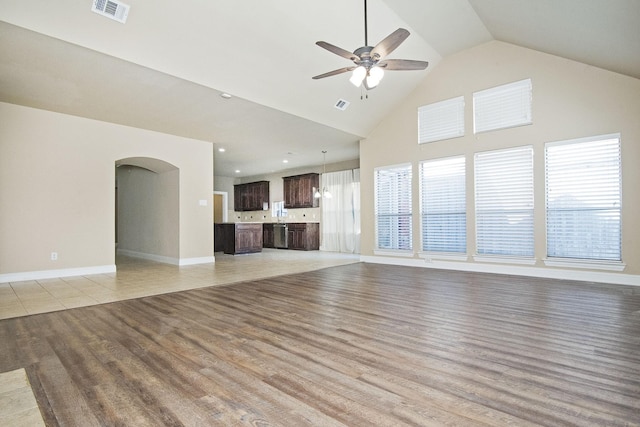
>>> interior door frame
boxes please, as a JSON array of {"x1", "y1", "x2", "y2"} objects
[{"x1": 214, "y1": 191, "x2": 228, "y2": 223}]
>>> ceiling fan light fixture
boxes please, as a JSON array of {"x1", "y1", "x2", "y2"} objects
[
  {"x1": 312, "y1": 0, "x2": 428, "y2": 90},
  {"x1": 350, "y1": 66, "x2": 367, "y2": 87},
  {"x1": 366, "y1": 66, "x2": 384, "y2": 88}
]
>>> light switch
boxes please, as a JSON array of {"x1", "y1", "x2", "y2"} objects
[{"x1": 199, "y1": 199, "x2": 207, "y2": 206}]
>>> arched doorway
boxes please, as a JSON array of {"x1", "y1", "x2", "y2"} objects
[{"x1": 115, "y1": 157, "x2": 180, "y2": 265}]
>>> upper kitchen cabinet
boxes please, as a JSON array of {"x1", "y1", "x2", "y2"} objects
[
  {"x1": 283, "y1": 173, "x2": 319, "y2": 209},
  {"x1": 234, "y1": 181, "x2": 269, "y2": 211}
]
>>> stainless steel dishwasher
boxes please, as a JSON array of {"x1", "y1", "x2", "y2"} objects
[{"x1": 273, "y1": 223, "x2": 288, "y2": 248}]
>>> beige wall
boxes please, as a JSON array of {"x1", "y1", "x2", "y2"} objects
[
  {"x1": 0, "y1": 102, "x2": 213, "y2": 277},
  {"x1": 361, "y1": 41, "x2": 640, "y2": 279}
]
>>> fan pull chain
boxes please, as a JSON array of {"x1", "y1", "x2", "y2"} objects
[{"x1": 360, "y1": 86, "x2": 368, "y2": 100}]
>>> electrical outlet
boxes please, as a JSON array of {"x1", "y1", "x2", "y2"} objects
[{"x1": 51, "y1": 252, "x2": 58, "y2": 261}]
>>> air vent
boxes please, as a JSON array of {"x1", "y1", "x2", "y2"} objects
[
  {"x1": 334, "y1": 99, "x2": 350, "y2": 111},
  {"x1": 92, "y1": 0, "x2": 130, "y2": 23}
]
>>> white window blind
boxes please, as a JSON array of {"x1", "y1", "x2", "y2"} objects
[
  {"x1": 375, "y1": 164, "x2": 412, "y2": 251},
  {"x1": 545, "y1": 135, "x2": 621, "y2": 261},
  {"x1": 473, "y1": 79, "x2": 532, "y2": 133},
  {"x1": 418, "y1": 96, "x2": 465, "y2": 144},
  {"x1": 419, "y1": 157, "x2": 466, "y2": 253},
  {"x1": 475, "y1": 146, "x2": 534, "y2": 257}
]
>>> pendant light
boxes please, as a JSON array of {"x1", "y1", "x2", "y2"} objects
[{"x1": 315, "y1": 150, "x2": 332, "y2": 199}]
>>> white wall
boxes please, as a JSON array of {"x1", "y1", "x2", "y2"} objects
[
  {"x1": 360, "y1": 41, "x2": 640, "y2": 283},
  {"x1": 0, "y1": 102, "x2": 214, "y2": 280}
]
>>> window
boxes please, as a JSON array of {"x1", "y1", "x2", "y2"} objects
[
  {"x1": 375, "y1": 164, "x2": 412, "y2": 251},
  {"x1": 419, "y1": 157, "x2": 466, "y2": 253},
  {"x1": 475, "y1": 146, "x2": 534, "y2": 257},
  {"x1": 473, "y1": 79, "x2": 532, "y2": 133},
  {"x1": 545, "y1": 135, "x2": 621, "y2": 261},
  {"x1": 418, "y1": 96, "x2": 465, "y2": 144}
]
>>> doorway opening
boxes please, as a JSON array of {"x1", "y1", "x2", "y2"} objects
[
  {"x1": 213, "y1": 191, "x2": 228, "y2": 224},
  {"x1": 115, "y1": 157, "x2": 179, "y2": 265}
]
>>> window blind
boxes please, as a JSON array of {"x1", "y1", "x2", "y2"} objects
[
  {"x1": 419, "y1": 156, "x2": 466, "y2": 253},
  {"x1": 473, "y1": 78, "x2": 532, "y2": 134},
  {"x1": 418, "y1": 96, "x2": 465, "y2": 144},
  {"x1": 475, "y1": 146, "x2": 534, "y2": 257},
  {"x1": 545, "y1": 135, "x2": 621, "y2": 261},
  {"x1": 375, "y1": 164, "x2": 412, "y2": 251}
]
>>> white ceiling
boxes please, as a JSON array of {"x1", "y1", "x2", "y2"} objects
[{"x1": 1, "y1": 0, "x2": 638, "y2": 177}]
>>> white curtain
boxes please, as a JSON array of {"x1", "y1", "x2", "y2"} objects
[{"x1": 320, "y1": 168, "x2": 361, "y2": 253}]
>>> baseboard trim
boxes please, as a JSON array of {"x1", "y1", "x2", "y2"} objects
[
  {"x1": 0, "y1": 264, "x2": 116, "y2": 283},
  {"x1": 117, "y1": 249, "x2": 214, "y2": 266},
  {"x1": 179, "y1": 256, "x2": 215, "y2": 266},
  {"x1": 359, "y1": 255, "x2": 640, "y2": 287},
  {"x1": 117, "y1": 249, "x2": 180, "y2": 265}
]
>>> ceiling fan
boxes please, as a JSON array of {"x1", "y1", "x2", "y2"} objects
[{"x1": 312, "y1": 0, "x2": 428, "y2": 90}]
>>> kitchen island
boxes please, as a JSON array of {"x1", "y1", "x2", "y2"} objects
[{"x1": 215, "y1": 223, "x2": 263, "y2": 255}]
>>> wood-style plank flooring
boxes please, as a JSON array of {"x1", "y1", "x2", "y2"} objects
[
  {"x1": 0, "y1": 249, "x2": 360, "y2": 319},
  {"x1": 1, "y1": 262, "x2": 639, "y2": 426}
]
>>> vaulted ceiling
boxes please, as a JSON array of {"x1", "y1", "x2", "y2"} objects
[{"x1": 1, "y1": 0, "x2": 638, "y2": 177}]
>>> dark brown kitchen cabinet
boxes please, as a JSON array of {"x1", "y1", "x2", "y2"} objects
[
  {"x1": 283, "y1": 173, "x2": 319, "y2": 209},
  {"x1": 234, "y1": 181, "x2": 269, "y2": 211},
  {"x1": 218, "y1": 223, "x2": 263, "y2": 254},
  {"x1": 214, "y1": 223, "x2": 225, "y2": 252},
  {"x1": 262, "y1": 223, "x2": 275, "y2": 248},
  {"x1": 287, "y1": 222, "x2": 319, "y2": 250}
]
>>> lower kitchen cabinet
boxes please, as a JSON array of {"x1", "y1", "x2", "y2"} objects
[
  {"x1": 287, "y1": 222, "x2": 319, "y2": 251},
  {"x1": 262, "y1": 223, "x2": 275, "y2": 248},
  {"x1": 214, "y1": 223, "x2": 225, "y2": 252},
  {"x1": 217, "y1": 223, "x2": 263, "y2": 255}
]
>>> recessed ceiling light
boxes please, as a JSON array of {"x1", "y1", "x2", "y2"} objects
[
  {"x1": 220, "y1": 93, "x2": 232, "y2": 99},
  {"x1": 282, "y1": 159, "x2": 289, "y2": 163},
  {"x1": 235, "y1": 169, "x2": 240, "y2": 173},
  {"x1": 218, "y1": 148, "x2": 225, "y2": 152}
]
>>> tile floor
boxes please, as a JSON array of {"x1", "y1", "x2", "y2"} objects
[
  {"x1": 0, "y1": 369, "x2": 45, "y2": 427},
  {"x1": 0, "y1": 249, "x2": 360, "y2": 320}
]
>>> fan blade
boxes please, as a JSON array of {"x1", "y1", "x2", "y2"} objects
[
  {"x1": 316, "y1": 41, "x2": 358, "y2": 61},
  {"x1": 312, "y1": 67, "x2": 355, "y2": 80},
  {"x1": 370, "y1": 28, "x2": 410, "y2": 60},
  {"x1": 378, "y1": 59, "x2": 429, "y2": 71}
]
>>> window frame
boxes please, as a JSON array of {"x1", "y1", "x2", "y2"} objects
[
  {"x1": 418, "y1": 96, "x2": 465, "y2": 144},
  {"x1": 374, "y1": 163, "x2": 413, "y2": 255},
  {"x1": 473, "y1": 78, "x2": 533, "y2": 134},
  {"x1": 544, "y1": 133, "x2": 623, "y2": 267},
  {"x1": 474, "y1": 145, "x2": 535, "y2": 262},
  {"x1": 419, "y1": 156, "x2": 467, "y2": 257}
]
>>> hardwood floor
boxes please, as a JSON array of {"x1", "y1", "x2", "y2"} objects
[
  {"x1": 0, "y1": 249, "x2": 360, "y2": 319},
  {"x1": 1, "y1": 263, "x2": 639, "y2": 426}
]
